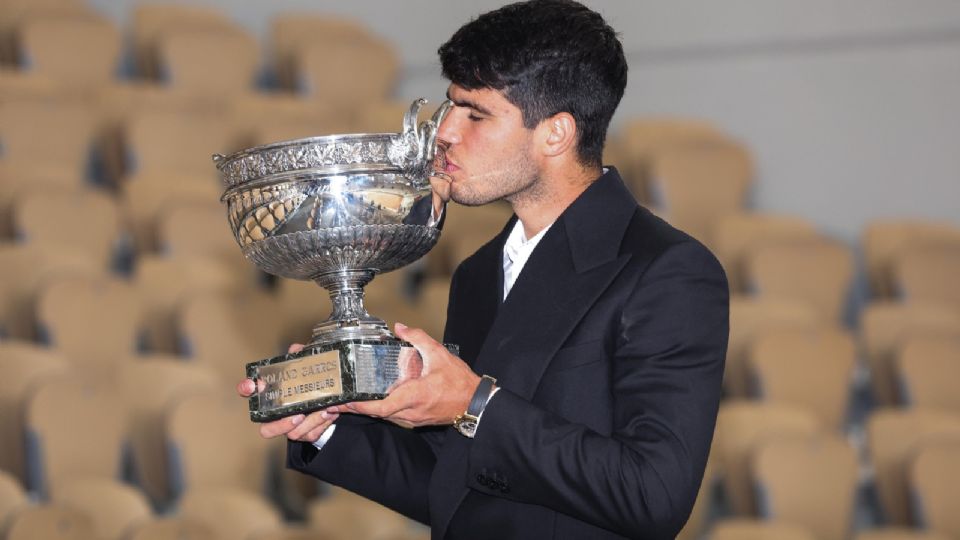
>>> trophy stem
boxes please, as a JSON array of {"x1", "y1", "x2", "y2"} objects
[{"x1": 308, "y1": 269, "x2": 394, "y2": 345}]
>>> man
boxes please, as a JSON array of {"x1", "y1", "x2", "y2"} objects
[{"x1": 238, "y1": 1, "x2": 728, "y2": 538}]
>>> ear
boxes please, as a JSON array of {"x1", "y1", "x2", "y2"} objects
[{"x1": 536, "y1": 112, "x2": 577, "y2": 158}]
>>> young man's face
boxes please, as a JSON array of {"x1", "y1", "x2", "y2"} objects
[{"x1": 435, "y1": 84, "x2": 540, "y2": 206}]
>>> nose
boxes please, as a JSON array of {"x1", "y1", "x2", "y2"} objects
[{"x1": 436, "y1": 108, "x2": 462, "y2": 146}]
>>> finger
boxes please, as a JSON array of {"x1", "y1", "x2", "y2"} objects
[
  {"x1": 304, "y1": 415, "x2": 339, "y2": 442},
  {"x1": 237, "y1": 378, "x2": 266, "y2": 397},
  {"x1": 288, "y1": 410, "x2": 337, "y2": 440},
  {"x1": 394, "y1": 323, "x2": 441, "y2": 356},
  {"x1": 258, "y1": 414, "x2": 305, "y2": 439},
  {"x1": 288, "y1": 343, "x2": 305, "y2": 354}
]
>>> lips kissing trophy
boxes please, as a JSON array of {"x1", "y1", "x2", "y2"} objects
[{"x1": 214, "y1": 99, "x2": 455, "y2": 422}]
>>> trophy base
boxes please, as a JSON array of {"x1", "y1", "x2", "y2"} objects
[{"x1": 246, "y1": 338, "x2": 457, "y2": 423}]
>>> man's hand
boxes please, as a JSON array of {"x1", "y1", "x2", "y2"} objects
[
  {"x1": 236, "y1": 343, "x2": 339, "y2": 442},
  {"x1": 331, "y1": 322, "x2": 481, "y2": 429}
]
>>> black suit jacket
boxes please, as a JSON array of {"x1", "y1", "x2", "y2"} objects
[{"x1": 288, "y1": 168, "x2": 729, "y2": 539}]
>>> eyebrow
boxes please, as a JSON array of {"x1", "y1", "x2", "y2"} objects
[{"x1": 445, "y1": 90, "x2": 493, "y2": 116}]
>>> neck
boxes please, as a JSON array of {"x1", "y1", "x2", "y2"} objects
[{"x1": 511, "y1": 164, "x2": 603, "y2": 238}]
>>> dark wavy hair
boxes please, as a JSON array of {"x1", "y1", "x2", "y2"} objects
[{"x1": 438, "y1": 0, "x2": 627, "y2": 168}]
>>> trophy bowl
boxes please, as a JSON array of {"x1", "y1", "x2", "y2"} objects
[{"x1": 215, "y1": 98, "x2": 455, "y2": 422}]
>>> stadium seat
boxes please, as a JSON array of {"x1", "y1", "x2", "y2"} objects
[
  {"x1": 5, "y1": 503, "x2": 96, "y2": 540},
  {"x1": 753, "y1": 434, "x2": 859, "y2": 540},
  {"x1": 896, "y1": 337, "x2": 960, "y2": 414},
  {"x1": 894, "y1": 245, "x2": 960, "y2": 309},
  {"x1": 746, "y1": 237, "x2": 855, "y2": 322},
  {"x1": 866, "y1": 408, "x2": 960, "y2": 525},
  {"x1": 862, "y1": 220, "x2": 960, "y2": 299},
  {"x1": 861, "y1": 302, "x2": 960, "y2": 405},
  {"x1": 50, "y1": 478, "x2": 153, "y2": 540},
  {"x1": 713, "y1": 212, "x2": 819, "y2": 293},
  {"x1": 18, "y1": 15, "x2": 121, "y2": 86},
  {"x1": 748, "y1": 327, "x2": 857, "y2": 430},
  {"x1": 909, "y1": 440, "x2": 960, "y2": 539},
  {"x1": 157, "y1": 26, "x2": 259, "y2": 95},
  {"x1": 713, "y1": 401, "x2": 821, "y2": 515},
  {"x1": 0, "y1": 342, "x2": 69, "y2": 484},
  {"x1": 708, "y1": 519, "x2": 817, "y2": 540},
  {"x1": 25, "y1": 377, "x2": 127, "y2": 496}
]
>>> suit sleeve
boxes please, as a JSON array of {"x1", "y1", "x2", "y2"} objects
[
  {"x1": 463, "y1": 241, "x2": 729, "y2": 539},
  {"x1": 287, "y1": 414, "x2": 442, "y2": 524}
]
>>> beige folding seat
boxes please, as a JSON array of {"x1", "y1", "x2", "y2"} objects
[
  {"x1": 5, "y1": 503, "x2": 96, "y2": 540},
  {"x1": 294, "y1": 35, "x2": 399, "y2": 107},
  {"x1": 725, "y1": 296, "x2": 822, "y2": 397},
  {"x1": 0, "y1": 243, "x2": 102, "y2": 340},
  {"x1": 126, "y1": 517, "x2": 216, "y2": 540},
  {"x1": 862, "y1": 220, "x2": 960, "y2": 299},
  {"x1": 411, "y1": 275, "x2": 453, "y2": 341},
  {"x1": 276, "y1": 278, "x2": 333, "y2": 345},
  {"x1": 712, "y1": 401, "x2": 821, "y2": 516},
  {"x1": 25, "y1": 377, "x2": 127, "y2": 496},
  {"x1": 14, "y1": 187, "x2": 123, "y2": 270},
  {"x1": 746, "y1": 237, "x2": 855, "y2": 322},
  {"x1": 177, "y1": 488, "x2": 282, "y2": 540},
  {"x1": 0, "y1": 469, "x2": 28, "y2": 532},
  {"x1": 613, "y1": 117, "x2": 728, "y2": 205},
  {"x1": 866, "y1": 408, "x2": 960, "y2": 525},
  {"x1": 713, "y1": 212, "x2": 819, "y2": 293},
  {"x1": 896, "y1": 337, "x2": 960, "y2": 414},
  {"x1": 895, "y1": 245, "x2": 960, "y2": 309},
  {"x1": 0, "y1": 162, "x2": 86, "y2": 237},
  {"x1": 308, "y1": 486, "x2": 411, "y2": 540},
  {"x1": 178, "y1": 289, "x2": 285, "y2": 381},
  {"x1": 707, "y1": 519, "x2": 817, "y2": 540},
  {"x1": 855, "y1": 529, "x2": 952, "y2": 540},
  {"x1": 230, "y1": 91, "x2": 352, "y2": 146},
  {"x1": 134, "y1": 255, "x2": 243, "y2": 353},
  {"x1": 0, "y1": 342, "x2": 69, "y2": 485},
  {"x1": 254, "y1": 526, "x2": 337, "y2": 540},
  {"x1": 167, "y1": 391, "x2": 272, "y2": 495},
  {"x1": 748, "y1": 327, "x2": 856, "y2": 430},
  {"x1": 35, "y1": 275, "x2": 143, "y2": 373},
  {"x1": 121, "y1": 172, "x2": 222, "y2": 255},
  {"x1": 909, "y1": 440, "x2": 960, "y2": 539},
  {"x1": 752, "y1": 434, "x2": 859, "y2": 540},
  {"x1": 676, "y1": 456, "x2": 715, "y2": 540},
  {"x1": 124, "y1": 108, "x2": 244, "y2": 179},
  {"x1": 648, "y1": 141, "x2": 753, "y2": 248},
  {"x1": 0, "y1": 93, "x2": 101, "y2": 172},
  {"x1": 269, "y1": 14, "x2": 376, "y2": 90},
  {"x1": 156, "y1": 201, "x2": 241, "y2": 262},
  {"x1": 131, "y1": 3, "x2": 234, "y2": 79},
  {"x1": 51, "y1": 478, "x2": 152, "y2": 540},
  {"x1": 118, "y1": 357, "x2": 220, "y2": 505},
  {"x1": 19, "y1": 15, "x2": 121, "y2": 86},
  {"x1": 424, "y1": 201, "x2": 513, "y2": 278},
  {"x1": 0, "y1": 0, "x2": 91, "y2": 63},
  {"x1": 861, "y1": 302, "x2": 960, "y2": 405},
  {"x1": 157, "y1": 26, "x2": 259, "y2": 95}
]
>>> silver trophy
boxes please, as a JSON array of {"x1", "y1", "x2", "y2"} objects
[{"x1": 214, "y1": 98, "x2": 454, "y2": 422}]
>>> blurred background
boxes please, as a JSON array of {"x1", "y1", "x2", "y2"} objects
[{"x1": 0, "y1": 1, "x2": 958, "y2": 539}]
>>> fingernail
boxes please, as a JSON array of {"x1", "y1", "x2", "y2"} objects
[
  {"x1": 396, "y1": 322, "x2": 408, "y2": 331},
  {"x1": 320, "y1": 410, "x2": 330, "y2": 419},
  {"x1": 291, "y1": 415, "x2": 304, "y2": 425}
]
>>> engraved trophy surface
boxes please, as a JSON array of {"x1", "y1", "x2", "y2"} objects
[{"x1": 215, "y1": 98, "x2": 455, "y2": 422}]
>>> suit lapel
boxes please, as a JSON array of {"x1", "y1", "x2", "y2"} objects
[{"x1": 430, "y1": 169, "x2": 639, "y2": 537}]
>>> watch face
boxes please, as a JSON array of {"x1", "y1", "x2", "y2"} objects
[{"x1": 456, "y1": 418, "x2": 478, "y2": 437}]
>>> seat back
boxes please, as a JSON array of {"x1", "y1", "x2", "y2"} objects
[
  {"x1": 713, "y1": 401, "x2": 821, "y2": 515},
  {"x1": 749, "y1": 327, "x2": 856, "y2": 430},
  {"x1": 714, "y1": 212, "x2": 819, "y2": 292},
  {"x1": 895, "y1": 245, "x2": 960, "y2": 309},
  {"x1": 25, "y1": 378, "x2": 127, "y2": 496},
  {"x1": 51, "y1": 478, "x2": 152, "y2": 540},
  {"x1": 896, "y1": 337, "x2": 960, "y2": 414},
  {"x1": 0, "y1": 342, "x2": 68, "y2": 484},
  {"x1": 19, "y1": 15, "x2": 120, "y2": 86},
  {"x1": 753, "y1": 435, "x2": 859, "y2": 540},
  {"x1": 861, "y1": 302, "x2": 960, "y2": 405},
  {"x1": 862, "y1": 220, "x2": 960, "y2": 298},
  {"x1": 157, "y1": 27, "x2": 258, "y2": 95},
  {"x1": 866, "y1": 408, "x2": 960, "y2": 525},
  {"x1": 5, "y1": 504, "x2": 96, "y2": 540},
  {"x1": 909, "y1": 440, "x2": 960, "y2": 538},
  {"x1": 747, "y1": 237, "x2": 854, "y2": 322}
]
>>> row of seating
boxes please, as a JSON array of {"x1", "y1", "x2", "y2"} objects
[
  {"x1": 0, "y1": 0, "x2": 398, "y2": 99},
  {"x1": 0, "y1": 470, "x2": 428, "y2": 539}
]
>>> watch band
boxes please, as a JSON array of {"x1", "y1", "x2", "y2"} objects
[{"x1": 467, "y1": 375, "x2": 497, "y2": 417}]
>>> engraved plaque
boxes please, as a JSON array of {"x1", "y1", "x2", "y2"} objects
[{"x1": 255, "y1": 350, "x2": 343, "y2": 409}]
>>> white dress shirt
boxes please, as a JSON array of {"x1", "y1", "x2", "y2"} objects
[{"x1": 314, "y1": 215, "x2": 554, "y2": 449}]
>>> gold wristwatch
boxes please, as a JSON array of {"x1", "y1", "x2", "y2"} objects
[{"x1": 454, "y1": 375, "x2": 497, "y2": 438}]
